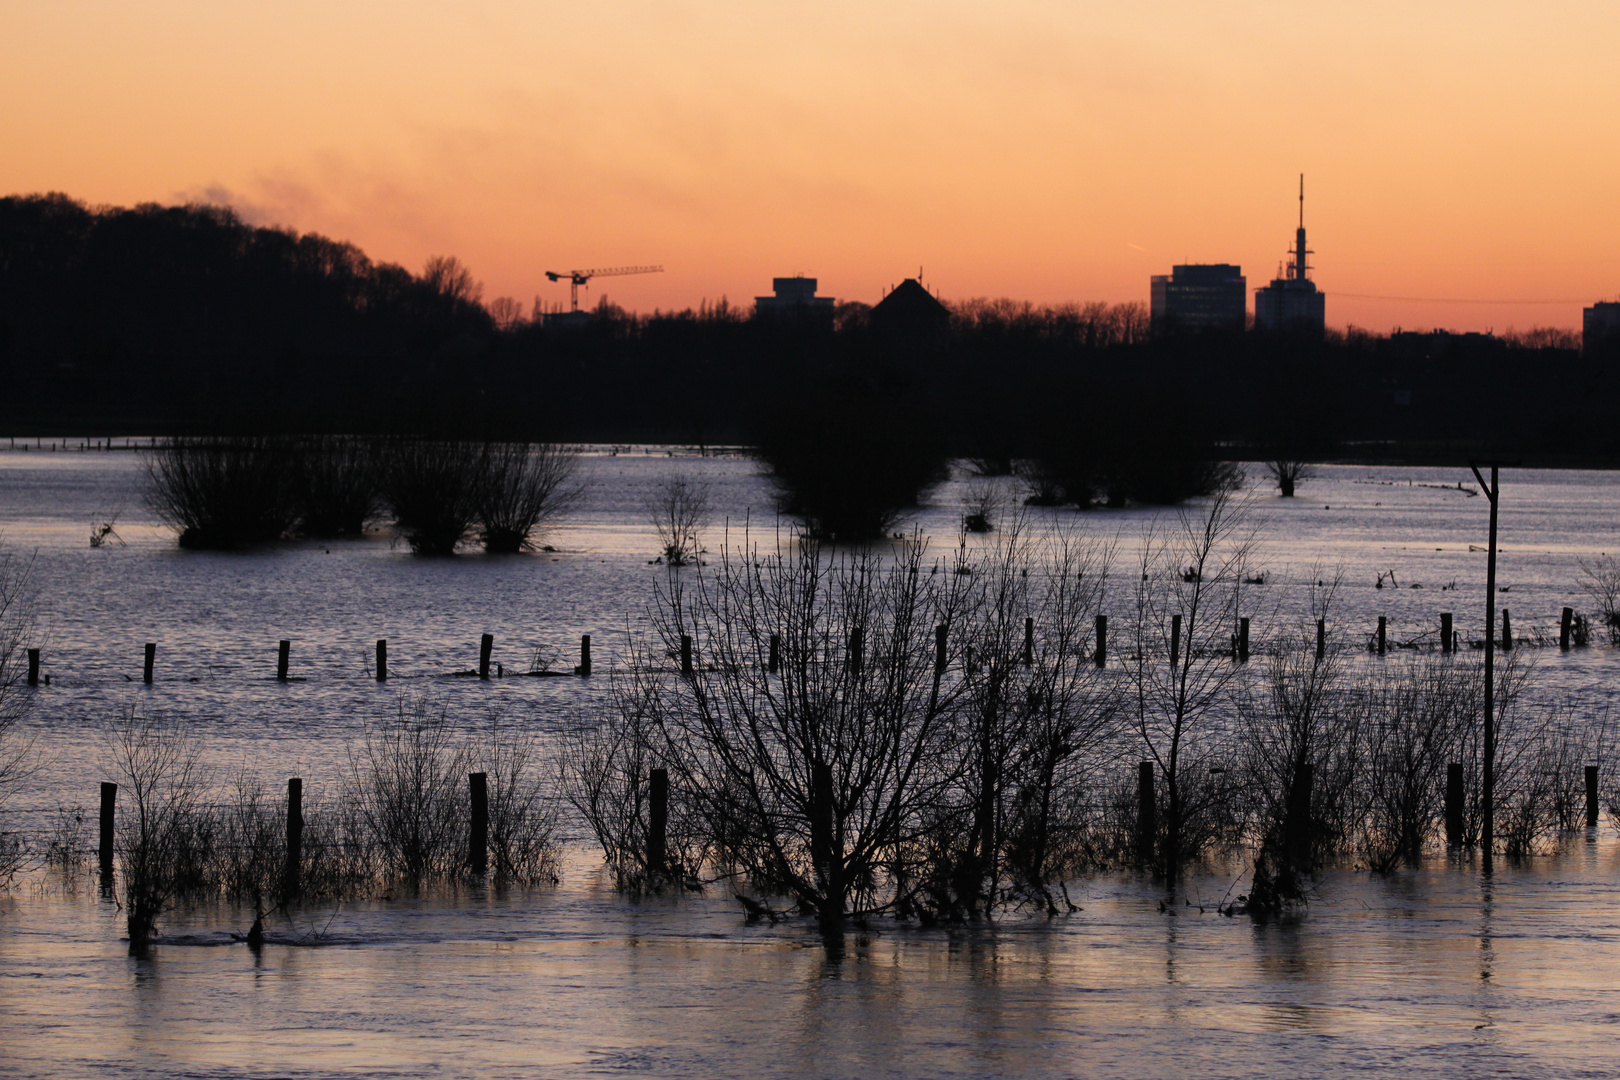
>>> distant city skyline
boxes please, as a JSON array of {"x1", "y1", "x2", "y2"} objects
[{"x1": 3, "y1": 1, "x2": 1616, "y2": 333}]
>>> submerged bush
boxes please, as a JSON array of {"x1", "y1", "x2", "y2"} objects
[
  {"x1": 475, "y1": 442, "x2": 580, "y2": 554},
  {"x1": 293, "y1": 435, "x2": 382, "y2": 537},
  {"x1": 144, "y1": 436, "x2": 299, "y2": 548},
  {"x1": 380, "y1": 438, "x2": 485, "y2": 555}
]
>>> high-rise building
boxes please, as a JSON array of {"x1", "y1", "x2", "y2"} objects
[
  {"x1": 754, "y1": 277, "x2": 835, "y2": 317},
  {"x1": 1584, "y1": 301, "x2": 1620, "y2": 355},
  {"x1": 1149, "y1": 264, "x2": 1246, "y2": 332},
  {"x1": 1254, "y1": 176, "x2": 1326, "y2": 336}
]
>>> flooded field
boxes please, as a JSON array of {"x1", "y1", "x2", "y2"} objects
[{"x1": 1, "y1": 447, "x2": 1618, "y2": 1078}]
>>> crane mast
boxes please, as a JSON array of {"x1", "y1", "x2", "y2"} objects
[{"x1": 544, "y1": 265, "x2": 664, "y2": 312}]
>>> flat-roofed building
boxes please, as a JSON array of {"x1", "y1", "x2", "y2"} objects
[
  {"x1": 1584, "y1": 301, "x2": 1620, "y2": 355},
  {"x1": 754, "y1": 277, "x2": 835, "y2": 317},
  {"x1": 1150, "y1": 264, "x2": 1247, "y2": 332}
]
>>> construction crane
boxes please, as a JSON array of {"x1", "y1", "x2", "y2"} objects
[{"x1": 544, "y1": 265, "x2": 663, "y2": 312}]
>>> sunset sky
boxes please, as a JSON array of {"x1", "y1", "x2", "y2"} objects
[{"x1": 4, "y1": 1, "x2": 1617, "y2": 332}]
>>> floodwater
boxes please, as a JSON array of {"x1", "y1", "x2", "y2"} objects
[{"x1": 2, "y1": 446, "x2": 1619, "y2": 1078}]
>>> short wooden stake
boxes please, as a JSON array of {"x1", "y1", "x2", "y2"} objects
[
  {"x1": 376, "y1": 639, "x2": 387, "y2": 681},
  {"x1": 99, "y1": 782, "x2": 117, "y2": 876},
  {"x1": 768, "y1": 633, "x2": 781, "y2": 674},
  {"x1": 1440, "y1": 613, "x2": 1453, "y2": 654},
  {"x1": 1023, "y1": 617, "x2": 1034, "y2": 667},
  {"x1": 284, "y1": 778, "x2": 303, "y2": 899},
  {"x1": 1238, "y1": 617, "x2": 1250, "y2": 662},
  {"x1": 934, "y1": 624, "x2": 948, "y2": 675},
  {"x1": 468, "y1": 772, "x2": 488, "y2": 875},
  {"x1": 1316, "y1": 619, "x2": 1326, "y2": 662},
  {"x1": 1094, "y1": 615, "x2": 1107, "y2": 668},
  {"x1": 648, "y1": 767, "x2": 669, "y2": 875},
  {"x1": 1136, "y1": 761, "x2": 1155, "y2": 866},
  {"x1": 1377, "y1": 616, "x2": 1387, "y2": 655},
  {"x1": 276, "y1": 640, "x2": 290, "y2": 681},
  {"x1": 1501, "y1": 608, "x2": 1513, "y2": 652},
  {"x1": 680, "y1": 635, "x2": 693, "y2": 676},
  {"x1": 27, "y1": 648, "x2": 39, "y2": 686},
  {"x1": 1587, "y1": 765, "x2": 1600, "y2": 828},
  {"x1": 1169, "y1": 613, "x2": 1181, "y2": 667},
  {"x1": 1561, "y1": 607, "x2": 1574, "y2": 651},
  {"x1": 579, "y1": 634, "x2": 592, "y2": 677},
  {"x1": 479, "y1": 634, "x2": 493, "y2": 680},
  {"x1": 1445, "y1": 762, "x2": 1464, "y2": 846},
  {"x1": 848, "y1": 627, "x2": 863, "y2": 675},
  {"x1": 143, "y1": 643, "x2": 155, "y2": 684}
]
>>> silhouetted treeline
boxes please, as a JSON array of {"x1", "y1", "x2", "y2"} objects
[{"x1": 4, "y1": 192, "x2": 1616, "y2": 464}]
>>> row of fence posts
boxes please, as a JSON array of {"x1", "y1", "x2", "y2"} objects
[
  {"x1": 91, "y1": 764, "x2": 680, "y2": 892},
  {"x1": 1133, "y1": 759, "x2": 1602, "y2": 862},
  {"x1": 16, "y1": 605, "x2": 1595, "y2": 687}
]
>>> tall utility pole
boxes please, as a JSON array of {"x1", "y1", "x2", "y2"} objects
[{"x1": 1469, "y1": 463, "x2": 1502, "y2": 873}]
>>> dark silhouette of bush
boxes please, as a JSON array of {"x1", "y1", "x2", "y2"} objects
[
  {"x1": 143, "y1": 437, "x2": 299, "y2": 548},
  {"x1": 381, "y1": 439, "x2": 485, "y2": 555},
  {"x1": 293, "y1": 435, "x2": 383, "y2": 537},
  {"x1": 475, "y1": 443, "x2": 580, "y2": 554},
  {"x1": 754, "y1": 374, "x2": 948, "y2": 541}
]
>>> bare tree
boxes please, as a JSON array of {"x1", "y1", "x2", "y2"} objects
[
  {"x1": 629, "y1": 532, "x2": 977, "y2": 935},
  {"x1": 1125, "y1": 482, "x2": 1260, "y2": 875},
  {"x1": 644, "y1": 472, "x2": 712, "y2": 565},
  {"x1": 349, "y1": 696, "x2": 470, "y2": 886},
  {"x1": 1265, "y1": 460, "x2": 1315, "y2": 498}
]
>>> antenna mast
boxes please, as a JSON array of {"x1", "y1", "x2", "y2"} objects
[{"x1": 1293, "y1": 174, "x2": 1311, "y2": 282}]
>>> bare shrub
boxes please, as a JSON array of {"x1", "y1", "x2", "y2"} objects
[
  {"x1": 213, "y1": 771, "x2": 286, "y2": 908},
  {"x1": 472, "y1": 721, "x2": 561, "y2": 885},
  {"x1": 476, "y1": 443, "x2": 581, "y2": 554},
  {"x1": 1578, "y1": 554, "x2": 1620, "y2": 645},
  {"x1": 105, "y1": 708, "x2": 212, "y2": 948},
  {"x1": 1355, "y1": 659, "x2": 1477, "y2": 872},
  {"x1": 960, "y1": 478, "x2": 1000, "y2": 533},
  {"x1": 644, "y1": 472, "x2": 711, "y2": 565},
  {"x1": 349, "y1": 696, "x2": 470, "y2": 885},
  {"x1": 143, "y1": 436, "x2": 298, "y2": 549},
  {"x1": 558, "y1": 677, "x2": 708, "y2": 889},
  {"x1": 294, "y1": 435, "x2": 382, "y2": 537},
  {"x1": 380, "y1": 438, "x2": 485, "y2": 555}
]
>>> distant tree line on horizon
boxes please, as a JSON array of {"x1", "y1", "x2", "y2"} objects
[{"x1": 4, "y1": 192, "x2": 1618, "y2": 479}]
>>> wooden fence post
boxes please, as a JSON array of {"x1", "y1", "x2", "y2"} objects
[
  {"x1": 143, "y1": 643, "x2": 156, "y2": 684},
  {"x1": 99, "y1": 782, "x2": 117, "y2": 877},
  {"x1": 1023, "y1": 617, "x2": 1034, "y2": 667},
  {"x1": 578, "y1": 635, "x2": 592, "y2": 677},
  {"x1": 848, "y1": 627, "x2": 863, "y2": 675},
  {"x1": 376, "y1": 639, "x2": 387, "y2": 681},
  {"x1": 1238, "y1": 617, "x2": 1250, "y2": 662},
  {"x1": 284, "y1": 778, "x2": 303, "y2": 899},
  {"x1": 934, "y1": 624, "x2": 948, "y2": 675},
  {"x1": 1094, "y1": 615, "x2": 1107, "y2": 668},
  {"x1": 1587, "y1": 765, "x2": 1600, "y2": 828},
  {"x1": 1440, "y1": 613, "x2": 1453, "y2": 654},
  {"x1": 1501, "y1": 608, "x2": 1513, "y2": 652},
  {"x1": 1377, "y1": 616, "x2": 1387, "y2": 655},
  {"x1": 276, "y1": 640, "x2": 290, "y2": 680},
  {"x1": 1561, "y1": 607, "x2": 1574, "y2": 651},
  {"x1": 680, "y1": 635, "x2": 693, "y2": 676},
  {"x1": 1316, "y1": 619, "x2": 1326, "y2": 662},
  {"x1": 1137, "y1": 761, "x2": 1155, "y2": 867},
  {"x1": 27, "y1": 648, "x2": 39, "y2": 686},
  {"x1": 1170, "y1": 613, "x2": 1181, "y2": 667},
  {"x1": 468, "y1": 772, "x2": 488, "y2": 875},
  {"x1": 768, "y1": 633, "x2": 781, "y2": 674},
  {"x1": 1445, "y1": 763, "x2": 1464, "y2": 846},
  {"x1": 479, "y1": 634, "x2": 494, "y2": 680},
  {"x1": 648, "y1": 767, "x2": 669, "y2": 875}
]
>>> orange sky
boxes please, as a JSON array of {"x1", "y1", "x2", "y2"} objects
[{"x1": 4, "y1": 1, "x2": 1617, "y2": 332}]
